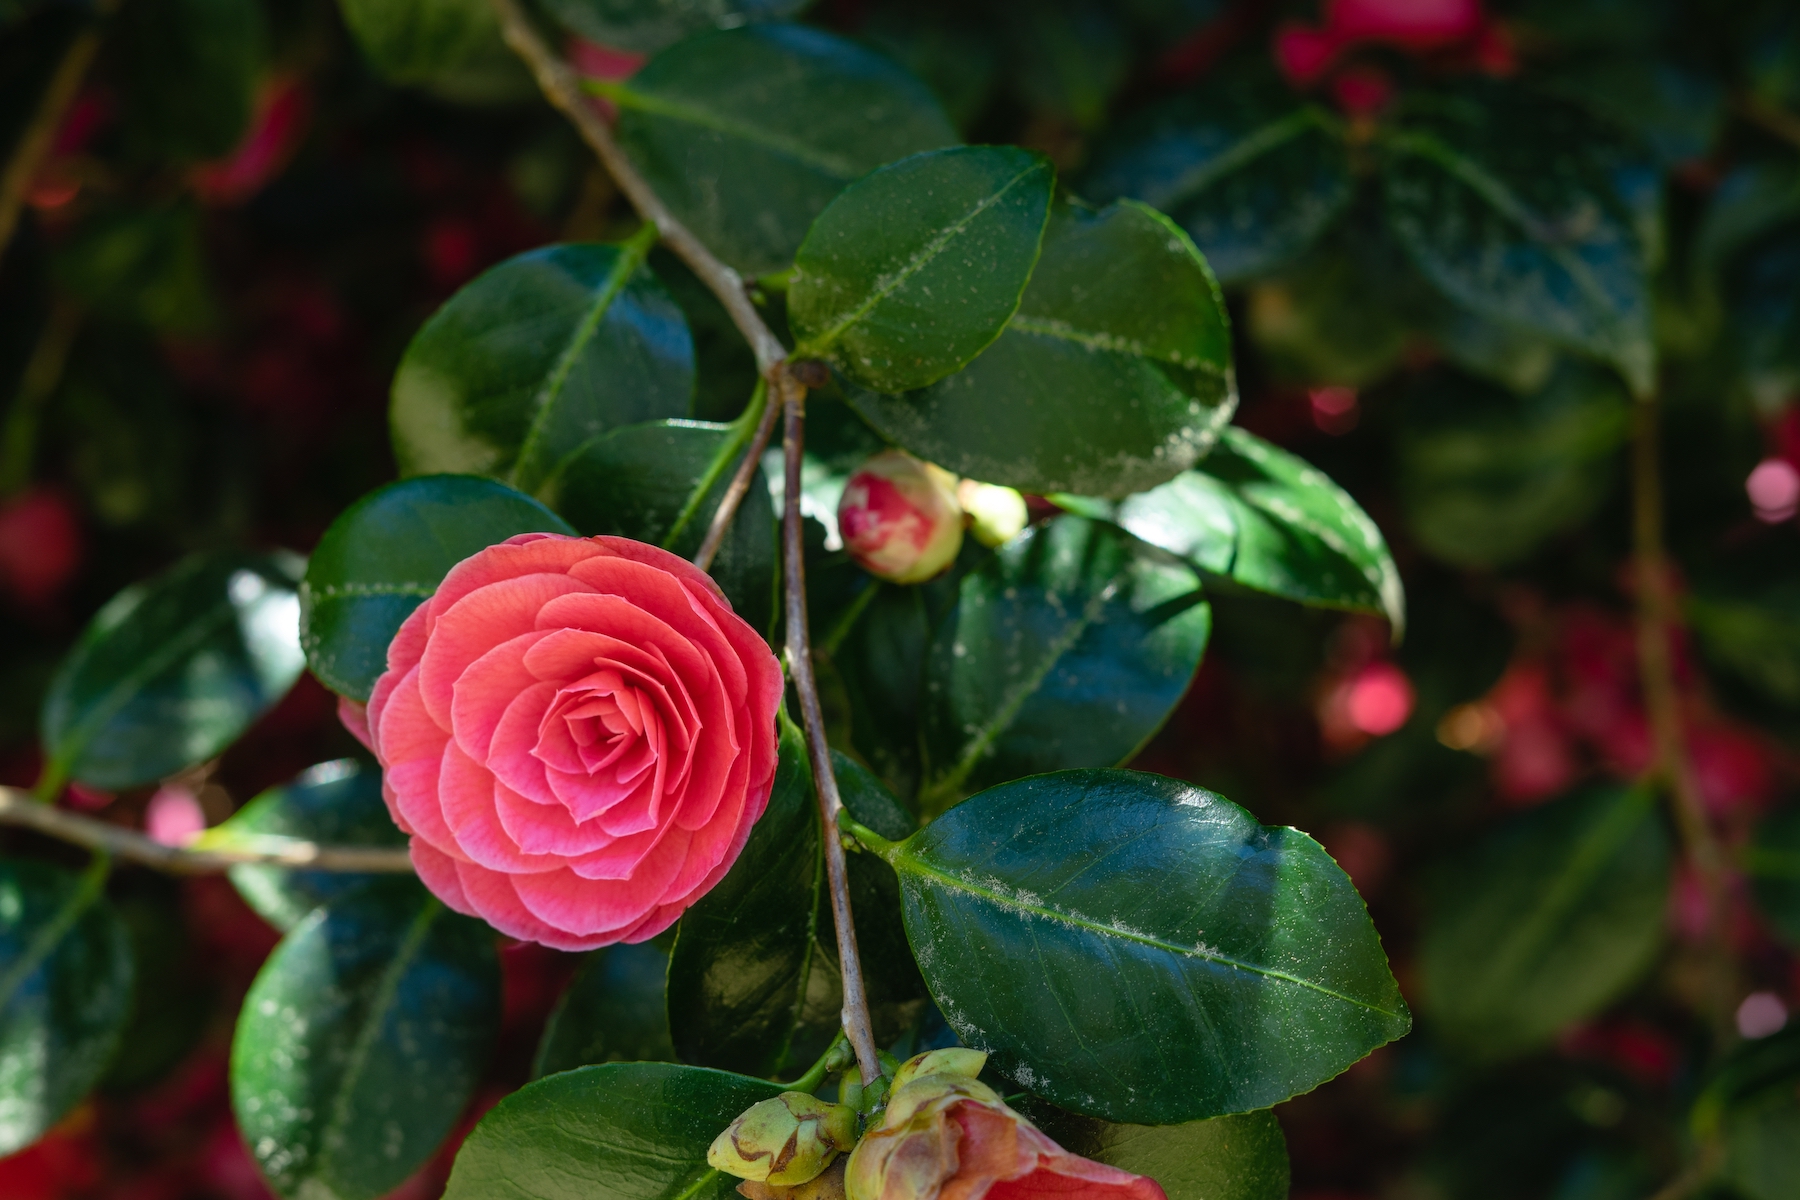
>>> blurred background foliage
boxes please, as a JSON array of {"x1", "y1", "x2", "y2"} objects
[{"x1": 3, "y1": 0, "x2": 1800, "y2": 1197}]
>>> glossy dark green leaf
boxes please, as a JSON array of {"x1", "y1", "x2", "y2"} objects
[
  {"x1": 538, "y1": 419, "x2": 775, "y2": 638},
  {"x1": 0, "y1": 858, "x2": 133, "y2": 1156},
  {"x1": 917, "y1": 516, "x2": 1210, "y2": 816},
  {"x1": 875, "y1": 768, "x2": 1409, "y2": 1123},
  {"x1": 200, "y1": 759, "x2": 408, "y2": 932},
  {"x1": 41, "y1": 550, "x2": 306, "y2": 790},
  {"x1": 1382, "y1": 86, "x2": 1657, "y2": 394},
  {"x1": 1084, "y1": 425, "x2": 1402, "y2": 629},
  {"x1": 231, "y1": 879, "x2": 502, "y2": 1200},
  {"x1": 1395, "y1": 363, "x2": 1629, "y2": 569},
  {"x1": 1028, "y1": 1105, "x2": 1290, "y2": 1200},
  {"x1": 390, "y1": 239, "x2": 695, "y2": 491},
  {"x1": 666, "y1": 715, "x2": 819, "y2": 1075},
  {"x1": 336, "y1": 0, "x2": 534, "y2": 103},
  {"x1": 1419, "y1": 786, "x2": 1670, "y2": 1057},
  {"x1": 443, "y1": 1062, "x2": 781, "y2": 1200},
  {"x1": 539, "y1": 0, "x2": 811, "y2": 54},
  {"x1": 832, "y1": 582, "x2": 933, "y2": 804},
  {"x1": 99, "y1": 876, "x2": 208, "y2": 1092},
  {"x1": 533, "y1": 943, "x2": 674, "y2": 1079},
  {"x1": 1084, "y1": 79, "x2": 1351, "y2": 284},
  {"x1": 849, "y1": 199, "x2": 1235, "y2": 499},
  {"x1": 789, "y1": 146, "x2": 1053, "y2": 393},
  {"x1": 299, "y1": 474, "x2": 576, "y2": 702},
  {"x1": 117, "y1": 0, "x2": 264, "y2": 161},
  {"x1": 667, "y1": 719, "x2": 922, "y2": 1074},
  {"x1": 1748, "y1": 808, "x2": 1800, "y2": 950},
  {"x1": 609, "y1": 25, "x2": 959, "y2": 276}
]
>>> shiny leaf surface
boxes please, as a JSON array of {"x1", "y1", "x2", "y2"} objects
[
  {"x1": 336, "y1": 0, "x2": 532, "y2": 103},
  {"x1": 540, "y1": 418, "x2": 775, "y2": 638},
  {"x1": 533, "y1": 943, "x2": 674, "y2": 1079},
  {"x1": 1029, "y1": 1105, "x2": 1290, "y2": 1200},
  {"x1": 849, "y1": 199, "x2": 1235, "y2": 498},
  {"x1": 789, "y1": 146, "x2": 1052, "y2": 392},
  {"x1": 1382, "y1": 86, "x2": 1657, "y2": 394},
  {"x1": 390, "y1": 240, "x2": 695, "y2": 491},
  {"x1": 918, "y1": 516, "x2": 1210, "y2": 815},
  {"x1": 203, "y1": 759, "x2": 408, "y2": 932},
  {"x1": 1084, "y1": 79, "x2": 1351, "y2": 284},
  {"x1": 41, "y1": 550, "x2": 305, "y2": 789},
  {"x1": 878, "y1": 768, "x2": 1410, "y2": 1122},
  {"x1": 0, "y1": 858, "x2": 133, "y2": 1156},
  {"x1": 231, "y1": 879, "x2": 501, "y2": 1200},
  {"x1": 539, "y1": 0, "x2": 811, "y2": 54},
  {"x1": 299, "y1": 474, "x2": 576, "y2": 701},
  {"x1": 1419, "y1": 786, "x2": 1670, "y2": 1057},
  {"x1": 611, "y1": 25, "x2": 958, "y2": 276},
  {"x1": 444, "y1": 1062, "x2": 781, "y2": 1200}
]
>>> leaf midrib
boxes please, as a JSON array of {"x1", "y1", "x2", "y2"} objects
[
  {"x1": 799, "y1": 157, "x2": 1048, "y2": 355},
  {"x1": 891, "y1": 849, "x2": 1405, "y2": 1018},
  {"x1": 1008, "y1": 314, "x2": 1230, "y2": 376},
  {"x1": 312, "y1": 896, "x2": 443, "y2": 1185},
  {"x1": 603, "y1": 82, "x2": 867, "y2": 181},
  {"x1": 1168, "y1": 106, "x2": 1340, "y2": 207},
  {"x1": 0, "y1": 855, "x2": 110, "y2": 1015}
]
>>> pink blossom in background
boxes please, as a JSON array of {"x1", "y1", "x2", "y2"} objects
[
  {"x1": 0, "y1": 489, "x2": 83, "y2": 607},
  {"x1": 344, "y1": 534, "x2": 784, "y2": 950}
]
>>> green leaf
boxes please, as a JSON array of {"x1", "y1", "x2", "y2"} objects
[
  {"x1": 300, "y1": 474, "x2": 576, "y2": 702},
  {"x1": 336, "y1": 0, "x2": 534, "y2": 104},
  {"x1": 832, "y1": 583, "x2": 933, "y2": 803},
  {"x1": 231, "y1": 879, "x2": 502, "y2": 1200},
  {"x1": 1694, "y1": 1028, "x2": 1800, "y2": 1200},
  {"x1": 539, "y1": 419, "x2": 775, "y2": 639},
  {"x1": 532, "y1": 943, "x2": 674, "y2": 1079},
  {"x1": 848, "y1": 199, "x2": 1235, "y2": 499},
  {"x1": 116, "y1": 0, "x2": 264, "y2": 161},
  {"x1": 1395, "y1": 363, "x2": 1630, "y2": 570},
  {"x1": 1419, "y1": 786, "x2": 1670, "y2": 1058},
  {"x1": 1028, "y1": 1105, "x2": 1290, "y2": 1200},
  {"x1": 609, "y1": 24, "x2": 959, "y2": 276},
  {"x1": 1086, "y1": 425, "x2": 1403, "y2": 630},
  {"x1": 667, "y1": 718, "x2": 923, "y2": 1074},
  {"x1": 0, "y1": 858, "x2": 133, "y2": 1156},
  {"x1": 789, "y1": 146, "x2": 1053, "y2": 393},
  {"x1": 201, "y1": 759, "x2": 409, "y2": 932},
  {"x1": 443, "y1": 1062, "x2": 781, "y2": 1200},
  {"x1": 538, "y1": 0, "x2": 812, "y2": 54},
  {"x1": 390, "y1": 237, "x2": 695, "y2": 491},
  {"x1": 52, "y1": 203, "x2": 218, "y2": 334},
  {"x1": 1747, "y1": 808, "x2": 1800, "y2": 950},
  {"x1": 917, "y1": 516, "x2": 1211, "y2": 816},
  {"x1": 1382, "y1": 86, "x2": 1658, "y2": 395},
  {"x1": 1083, "y1": 78, "x2": 1352, "y2": 284},
  {"x1": 667, "y1": 715, "x2": 819, "y2": 1075},
  {"x1": 41, "y1": 550, "x2": 306, "y2": 790},
  {"x1": 873, "y1": 768, "x2": 1409, "y2": 1123}
]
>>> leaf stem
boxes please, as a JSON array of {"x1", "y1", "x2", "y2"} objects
[
  {"x1": 692, "y1": 378, "x2": 782, "y2": 572},
  {"x1": 782, "y1": 376, "x2": 883, "y2": 1087},
  {"x1": 0, "y1": 14, "x2": 108, "y2": 262},
  {"x1": 487, "y1": 0, "x2": 786, "y2": 375},
  {"x1": 786, "y1": 1028, "x2": 852, "y2": 1094},
  {"x1": 1630, "y1": 392, "x2": 1733, "y2": 1044},
  {"x1": 0, "y1": 785, "x2": 416, "y2": 874}
]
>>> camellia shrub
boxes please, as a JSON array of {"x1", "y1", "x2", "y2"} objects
[{"x1": 2, "y1": 1, "x2": 1799, "y2": 1199}]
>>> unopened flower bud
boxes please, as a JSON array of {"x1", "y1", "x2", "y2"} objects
[
  {"x1": 889, "y1": 1048, "x2": 986, "y2": 1093},
  {"x1": 955, "y1": 480, "x2": 1028, "y2": 547},
  {"x1": 709, "y1": 1092, "x2": 860, "y2": 1187},
  {"x1": 838, "y1": 450, "x2": 963, "y2": 584}
]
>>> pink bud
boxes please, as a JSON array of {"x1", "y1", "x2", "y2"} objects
[{"x1": 837, "y1": 451, "x2": 963, "y2": 585}]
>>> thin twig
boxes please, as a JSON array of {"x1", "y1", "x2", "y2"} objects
[
  {"x1": 0, "y1": 24, "x2": 105, "y2": 261},
  {"x1": 0, "y1": 786, "x2": 416, "y2": 875},
  {"x1": 487, "y1": 0, "x2": 786, "y2": 375},
  {"x1": 781, "y1": 375, "x2": 882, "y2": 1086},
  {"x1": 1630, "y1": 395, "x2": 1734, "y2": 1043},
  {"x1": 694, "y1": 382, "x2": 783, "y2": 572}
]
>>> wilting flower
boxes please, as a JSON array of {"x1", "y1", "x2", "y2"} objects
[
  {"x1": 710, "y1": 1092, "x2": 860, "y2": 1187},
  {"x1": 342, "y1": 533, "x2": 784, "y2": 950},
  {"x1": 846, "y1": 1051, "x2": 1167, "y2": 1200},
  {"x1": 838, "y1": 450, "x2": 963, "y2": 584}
]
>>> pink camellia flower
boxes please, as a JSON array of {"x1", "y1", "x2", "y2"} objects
[
  {"x1": 838, "y1": 450, "x2": 964, "y2": 585},
  {"x1": 846, "y1": 1050, "x2": 1167, "y2": 1200},
  {"x1": 341, "y1": 533, "x2": 784, "y2": 950}
]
